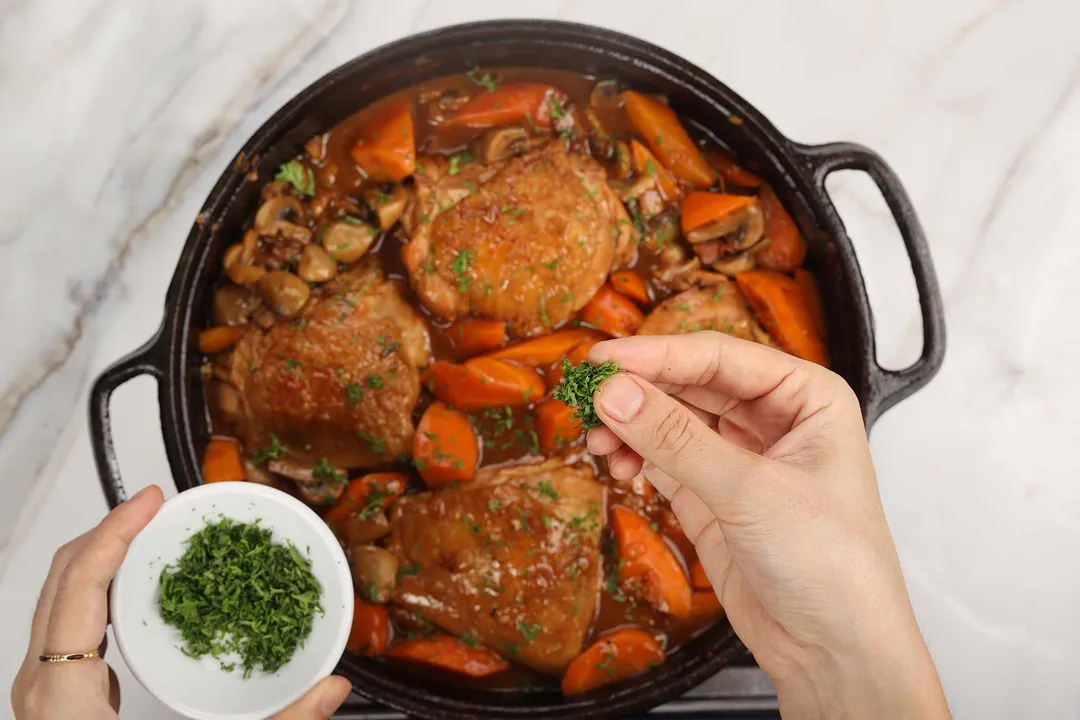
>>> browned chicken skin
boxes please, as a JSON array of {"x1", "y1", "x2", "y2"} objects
[
  {"x1": 402, "y1": 142, "x2": 635, "y2": 337},
  {"x1": 227, "y1": 263, "x2": 431, "y2": 469},
  {"x1": 638, "y1": 278, "x2": 761, "y2": 341},
  {"x1": 387, "y1": 459, "x2": 607, "y2": 675}
]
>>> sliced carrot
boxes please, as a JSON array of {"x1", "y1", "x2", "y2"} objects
[
  {"x1": 543, "y1": 338, "x2": 601, "y2": 386},
  {"x1": 350, "y1": 99, "x2": 416, "y2": 182},
  {"x1": 387, "y1": 635, "x2": 509, "y2": 678},
  {"x1": 202, "y1": 437, "x2": 246, "y2": 483},
  {"x1": 581, "y1": 285, "x2": 644, "y2": 338},
  {"x1": 679, "y1": 192, "x2": 756, "y2": 234},
  {"x1": 323, "y1": 472, "x2": 407, "y2": 526},
  {"x1": 425, "y1": 357, "x2": 546, "y2": 410},
  {"x1": 199, "y1": 325, "x2": 245, "y2": 354},
  {"x1": 561, "y1": 628, "x2": 664, "y2": 695},
  {"x1": 735, "y1": 270, "x2": 828, "y2": 367},
  {"x1": 621, "y1": 91, "x2": 716, "y2": 189},
  {"x1": 794, "y1": 268, "x2": 827, "y2": 339},
  {"x1": 609, "y1": 270, "x2": 650, "y2": 305},
  {"x1": 448, "y1": 317, "x2": 507, "y2": 357},
  {"x1": 535, "y1": 398, "x2": 583, "y2": 451},
  {"x1": 485, "y1": 328, "x2": 602, "y2": 366},
  {"x1": 611, "y1": 505, "x2": 692, "y2": 618},
  {"x1": 756, "y1": 187, "x2": 806, "y2": 272},
  {"x1": 441, "y1": 83, "x2": 557, "y2": 130},
  {"x1": 346, "y1": 597, "x2": 391, "y2": 656},
  {"x1": 690, "y1": 590, "x2": 724, "y2": 619},
  {"x1": 689, "y1": 559, "x2": 712, "y2": 591},
  {"x1": 707, "y1": 148, "x2": 764, "y2": 189},
  {"x1": 413, "y1": 402, "x2": 480, "y2": 489},
  {"x1": 630, "y1": 139, "x2": 679, "y2": 202}
]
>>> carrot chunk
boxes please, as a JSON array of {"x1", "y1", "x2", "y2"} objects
[
  {"x1": 202, "y1": 437, "x2": 246, "y2": 483},
  {"x1": 735, "y1": 270, "x2": 828, "y2": 367},
  {"x1": 350, "y1": 99, "x2": 416, "y2": 182},
  {"x1": 622, "y1": 91, "x2": 716, "y2": 188},
  {"x1": 612, "y1": 505, "x2": 692, "y2": 618},
  {"x1": 581, "y1": 285, "x2": 644, "y2": 338},
  {"x1": 413, "y1": 403, "x2": 479, "y2": 489},
  {"x1": 387, "y1": 635, "x2": 509, "y2": 678},
  {"x1": 562, "y1": 628, "x2": 664, "y2": 695}
]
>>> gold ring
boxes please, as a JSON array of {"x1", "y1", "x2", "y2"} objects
[{"x1": 38, "y1": 650, "x2": 100, "y2": 663}]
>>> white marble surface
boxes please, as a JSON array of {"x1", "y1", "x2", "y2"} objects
[{"x1": 2, "y1": 0, "x2": 1079, "y2": 717}]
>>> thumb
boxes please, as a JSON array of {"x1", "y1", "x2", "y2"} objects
[
  {"x1": 594, "y1": 372, "x2": 764, "y2": 516},
  {"x1": 270, "y1": 676, "x2": 352, "y2": 720}
]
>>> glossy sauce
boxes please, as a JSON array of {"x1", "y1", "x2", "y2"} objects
[{"x1": 202, "y1": 67, "x2": 800, "y2": 691}]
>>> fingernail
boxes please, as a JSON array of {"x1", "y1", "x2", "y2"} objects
[{"x1": 596, "y1": 374, "x2": 645, "y2": 422}]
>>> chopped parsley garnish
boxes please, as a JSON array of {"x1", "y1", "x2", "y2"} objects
[
  {"x1": 365, "y1": 374, "x2": 384, "y2": 389},
  {"x1": 450, "y1": 249, "x2": 474, "y2": 293},
  {"x1": 462, "y1": 514, "x2": 482, "y2": 535},
  {"x1": 274, "y1": 160, "x2": 315, "y2": 196},
  {"x1": 488, "y1": 498, "x2": 502, "y2": 512},
  {"x1": 712, "y1": 284, "x2": 726, "y2": 301},
  {"x1": 596, "y1": 649, "x2": 616, "y2": 676},
  {"x1": 158, "y1": 518, "x2": 323, "y2": 677},
  {"x1": 356, "y1": 431, "x2": 386, "y2": 455},
  {"x1": 523, "y1": 111, "x2": 542, "y2": 133},
  {"x1": 376, "y1": 334, "x2": 402, "y2": 357},
  {"x1": 447, "y1": 151, "x2": 473, "y2": 176},
  {"x1": 537, "y1": 480, "x2": 559, "y2": 502},
  {"x1": 283, "y1": 358, "x2": 301, "y2": 371},
  {"x1": 312, "y1": 457, "x2": 347, "y2": 485},
  {"x1": 466, "y1": 66, "x2": 498, "y2": 92},
  {"x1": 460, "y1": 631, "x2": 480, "y2": 648},
  {"x1": 345, "y1": 382, "x2": 363, "y2": 406},
  {"x1": 397, "y1": 561, "x2": 421, "y2": 579},
  {"x1": 517, "y1": 620, "x2": 542, "y2": 644},
  {"x1": 251, "y1": 434, "x2": 286, "y2": 466},
  {"x1": 552, "y1": 360, "x2": 621, "y2": 430},
  {"x1": 359, "y1": 481, "x2": 394, "y2": 520},
  {"x1": 546, "y1": 96, "x2": 567, "y2": 121}
]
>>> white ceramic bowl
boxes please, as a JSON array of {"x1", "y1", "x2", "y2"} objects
[{"x1": 110, "y1": 482, "x2": 354, "y2": 720}]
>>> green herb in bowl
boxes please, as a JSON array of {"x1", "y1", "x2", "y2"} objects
[
  {"x1": 552, "y1": 359, "x2": 621, "y2": 430},
  {"x1": 158, "y1": 518, "x2": 324, "y2": 677}
]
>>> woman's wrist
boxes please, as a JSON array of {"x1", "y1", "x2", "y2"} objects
[
  {"x1": 775, "y1": 631, "x2": 949, "y2": 719},
  {"x1": 770, "y1": 618, "x2": 950, "y2": 720}
]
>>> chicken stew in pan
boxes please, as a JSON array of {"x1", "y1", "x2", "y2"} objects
[{"x1": 199, "y1": 67, "x2": 828, "y2": 695}]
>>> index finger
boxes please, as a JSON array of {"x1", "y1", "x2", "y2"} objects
[
  {"x1": 588, "y1": 332, "x2": 815, "y2": 401},
  {"x1": 43, "y1": 485, "x2": 164, "y2": 653}
]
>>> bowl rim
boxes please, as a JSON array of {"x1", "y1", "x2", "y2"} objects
[{"x1": 109, "y1": 482, "x2": 354, "y2": 720}]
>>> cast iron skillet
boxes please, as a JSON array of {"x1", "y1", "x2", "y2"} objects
[{"x1": 88, "y1": 19, "x2": 946, "y2": 720}]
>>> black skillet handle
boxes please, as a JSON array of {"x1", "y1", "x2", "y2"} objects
[
  {"x1": 793, "y1": 141, "x2": 946, "y2": 425},
  {"x1": 89, "y1": 329, "x2": 169, "y2": 509}
]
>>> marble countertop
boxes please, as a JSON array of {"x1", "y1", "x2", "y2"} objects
[{"x1": 2, "y1": 0, "x2": 1079, "y2": 717}]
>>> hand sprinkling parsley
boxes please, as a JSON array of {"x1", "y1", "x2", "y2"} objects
[
  {"x1": 275, "y1": 160, "x2": 315, "y2": 197},
  {"x1": 158, "y1": 518, "x2": 323, "y2": 677},
  {"x1": 552, "y1": 360, "x2": 620, "y2": 430}
]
